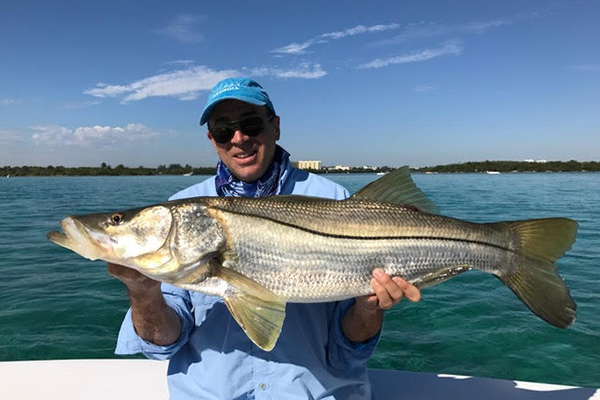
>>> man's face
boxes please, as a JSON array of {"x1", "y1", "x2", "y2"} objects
[{"x1": 207, "y1": 100, "x2": 280, "y2": 183}]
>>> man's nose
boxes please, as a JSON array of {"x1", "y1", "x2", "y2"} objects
[{"x1": 230, "y1": 129, "x2": 248, "y2": 144}]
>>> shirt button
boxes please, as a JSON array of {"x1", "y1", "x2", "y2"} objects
[{"x1": 259, "y1": 383, "x2": 267, "y2": 390}]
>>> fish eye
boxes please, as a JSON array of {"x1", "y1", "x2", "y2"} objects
[{"x1": 110, "y1": 213, "x2": 125, "y2": 225}]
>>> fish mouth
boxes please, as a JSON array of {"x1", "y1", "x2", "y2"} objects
[{"x1": 47, "y1": 217, "x2": 103, "y2": 261}]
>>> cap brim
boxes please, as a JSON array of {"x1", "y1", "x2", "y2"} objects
[{"x1": 200, "y1": 96, "x2": 268, "y2": 125}]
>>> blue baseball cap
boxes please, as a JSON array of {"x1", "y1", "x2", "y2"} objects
[{"x1": 199, "y1": 77, "x2": 276, "y2": 125}]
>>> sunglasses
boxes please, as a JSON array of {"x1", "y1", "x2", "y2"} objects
[{"x1": 209, "y1": 115, "x2": 274, "y2": 144}]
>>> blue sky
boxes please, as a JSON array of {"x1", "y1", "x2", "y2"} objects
[{"x1": 1, "y1": 0, "x2": 598, "y2": 168}]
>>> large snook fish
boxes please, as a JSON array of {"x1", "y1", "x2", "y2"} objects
[{"x1": 47, "y1": 167, "x2": 577, "y2": 351}]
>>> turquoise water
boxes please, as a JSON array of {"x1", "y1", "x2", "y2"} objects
[{"x1": 0, "y1": 173, "x2": 598, "y2": 387}]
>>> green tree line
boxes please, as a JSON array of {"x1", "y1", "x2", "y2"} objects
[
  {"x1": 1, "y1": 163, "x2": 216, "y2": 177},
  {"x1": 418, "y1": 160, "x2": 600, "y2": 173}
]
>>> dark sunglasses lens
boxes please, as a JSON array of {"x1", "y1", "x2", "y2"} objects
[
  {"x1": 239, "y1": 118, "x2": 265, "y2": 136},
  {"x1": 210, "y1": 117, "x2": 267, "y2": 143},
  {"x1": 210, "y1": 126, "x2": 234, "y2": 144}
]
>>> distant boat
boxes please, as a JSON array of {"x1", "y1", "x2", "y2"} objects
[
  {"x1": 183, "y1": 172, "x2": 193, "y2": 177},
  {"x1": 485, "y1": 171, "x2": 501, "y2": 175},
  {"x1": 376, "y1": 172, "x2": 387, "y2": 176}
]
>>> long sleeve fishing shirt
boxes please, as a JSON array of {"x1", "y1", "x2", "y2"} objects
[{"x1": 115, "y1": 167, "x2": 380, "y2": 400}]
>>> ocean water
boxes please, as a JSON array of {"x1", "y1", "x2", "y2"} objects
[{"x1": 0, "y1": 173, "x2": 598, "y2": 387}]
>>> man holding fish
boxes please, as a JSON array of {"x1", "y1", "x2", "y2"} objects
[
  {"x1": 109, "y1": 78, "x2": 420, "y2": 399},
  {"x1": 48, "y1": 77, "x2": 576, "y2": 398}
]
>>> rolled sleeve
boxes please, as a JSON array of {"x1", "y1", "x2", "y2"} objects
[
  {"x1": 327, "y1": 298, "x2": 381, "y2": 371},
  {"x1": 115, "y1": 283, "x2": 195, "y2": 360}
]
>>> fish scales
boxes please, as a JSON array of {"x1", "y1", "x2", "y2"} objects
[{"x1": 210, "y1": 202, "x2": 513, "y2": 301}]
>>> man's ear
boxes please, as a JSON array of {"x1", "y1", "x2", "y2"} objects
[
  {"x1": 206, "y1": 130, "x2": 217, "y2": 147},
  {"x1": 272, "y1": 116, "x2": 281, "y2": 141}
]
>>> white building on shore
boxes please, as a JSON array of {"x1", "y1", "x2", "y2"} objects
[
  {"x1": 293, "y1": 160, "x2": 322, "y2": 170},
  {"x1": 329, "y1": 165, "x2": 351, "y2": 171}
]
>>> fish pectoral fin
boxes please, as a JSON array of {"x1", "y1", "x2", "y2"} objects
[
  {"x1": 216, "y1": 265, "x2": 286, "y2": 351},
  {"x1": 349, "y1": 166, "x2": 439, "y2": 214},
  {"x1": 410, "y1": 265, "x2": 471, "y2": 289}
]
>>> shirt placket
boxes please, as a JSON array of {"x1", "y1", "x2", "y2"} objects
[{"x1": 251, "y1": 347, "x2": 272, "y2": 400}]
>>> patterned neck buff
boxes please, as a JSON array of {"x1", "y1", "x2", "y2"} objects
[{"x1": 215, "y1": 145, "x2": 291, "y2": 197}]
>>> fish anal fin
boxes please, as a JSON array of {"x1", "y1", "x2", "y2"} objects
[
  {"x1": 224, "y1": 293, "x2": 286, "y2": 351},
  {"x1": 350, "y1": 166, "x2": 439, "y2": 214},
  {"x1": 214, "y1": 263, "x2": 286, "y2": 351},
  {"x1": 410, "y1": 265, "x2": 471, "y2": 289}
]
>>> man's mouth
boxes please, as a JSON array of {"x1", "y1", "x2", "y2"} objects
[{"x1": 234, "y1": 150, "x2": 257, "y2": 159}]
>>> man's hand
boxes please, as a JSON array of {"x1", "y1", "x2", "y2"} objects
[
  {"x1": 107, "y1": 262, "x2": 161, "y2": 295},
  {"x1": 107, "y1": 262, "x2": 181, "y2": 346},
  {"x1": 342, "y1": 268, "x2": 421, "y2": 343},
  {"x1": 357, "y1": 268, "x2": 421, "y2": 311}
]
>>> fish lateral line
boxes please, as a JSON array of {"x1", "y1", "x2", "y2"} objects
[{"x1": 208, "y1": 205, "x2": 516, "y2": 251}]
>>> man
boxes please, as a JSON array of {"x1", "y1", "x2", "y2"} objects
[{"x1": 109, "y1": 77, "x2": 420, "y2": 399}]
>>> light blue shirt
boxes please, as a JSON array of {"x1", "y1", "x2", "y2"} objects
[{"x1": 115, "y1": 167, "x2": 380, "y2": 400}]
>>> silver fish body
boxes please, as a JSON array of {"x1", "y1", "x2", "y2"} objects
[
  {"x1": 47, "y1": 167, "x2": 577, "y2": 350},
  {"x1": 191, "y1": 197, "x2": 512, "y2": 300}
]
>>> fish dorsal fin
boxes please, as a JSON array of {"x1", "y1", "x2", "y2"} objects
[
  {"x1": 350, "y1": 166, "x2": 439, "y2": 214},
  {"x1": 211, "y1": 260, "x2": 286, "y2": 351}
]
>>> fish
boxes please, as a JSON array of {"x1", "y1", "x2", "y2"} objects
[{"x1": 47, "y1": 167, "x2": 578, "y2": 351}]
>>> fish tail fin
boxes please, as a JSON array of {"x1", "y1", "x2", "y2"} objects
[{"x1": 497, "y1": 218, "x2": 578, "y2": 328}]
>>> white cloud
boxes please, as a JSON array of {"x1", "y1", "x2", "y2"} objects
[
  {"x1": 30, "y1": 124, "x2": 160, "y2": 147},
  {"x1": 1, "y1": 98, "x2": 23, "y2": 107},
  {"x1": 271, "y1": 23, "x2": 400, "y2": 55},
  {"x1": 271, "y1": 41, "x2": 314, "y2": 56},
  {"x1": 321, "y1": 23, "x2": 400, "y2": 40},
  {"x1": 358, "y1": 41, "x2": 463, "y2": 69},
  {"x1": 84, "y1": 66, "x2": 237, "y2": 102},
  {"x1": 85, "y1": 82, "x2": 131, "y2": 98},
  {"x1": 165, "y1": 59, "x2": 195, "y2": 66},
  {"x1": 370, "y1": 18, "x2": 512, "y2": 47},
  {"x1": 156, "y1": 14, "x2": 204, "y2": 44},
  {"x1": 84, "y1": 64, "x2": 327, "y2": 102},
  {"x1": 63, "y1": 100, "x2": 101, "y2": 110},
  {"x1": 249, "y1": 63, "x2": 327, "y2": 79},
  {"x1": 272, "y1": 18, "x2": 505, "y2": 56},
  {"x1": 462, "y1": 18, "x2": 511, "y2": 33}
]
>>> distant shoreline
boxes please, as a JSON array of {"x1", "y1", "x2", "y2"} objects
[
  {"x1": 414, "y1": 160, "x2": 600, "y2": 174},
  {"x1": 2, "y1": 160, "x2": 599, "y2": 177}
]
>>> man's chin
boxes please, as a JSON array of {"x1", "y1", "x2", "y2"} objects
[{"x1": 230, "y1": 165, "x2": 264, "y2": 183}]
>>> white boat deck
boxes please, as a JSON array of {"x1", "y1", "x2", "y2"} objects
[{"x1": 0, "y1": 359, "x2": 597, "y2": 400}]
